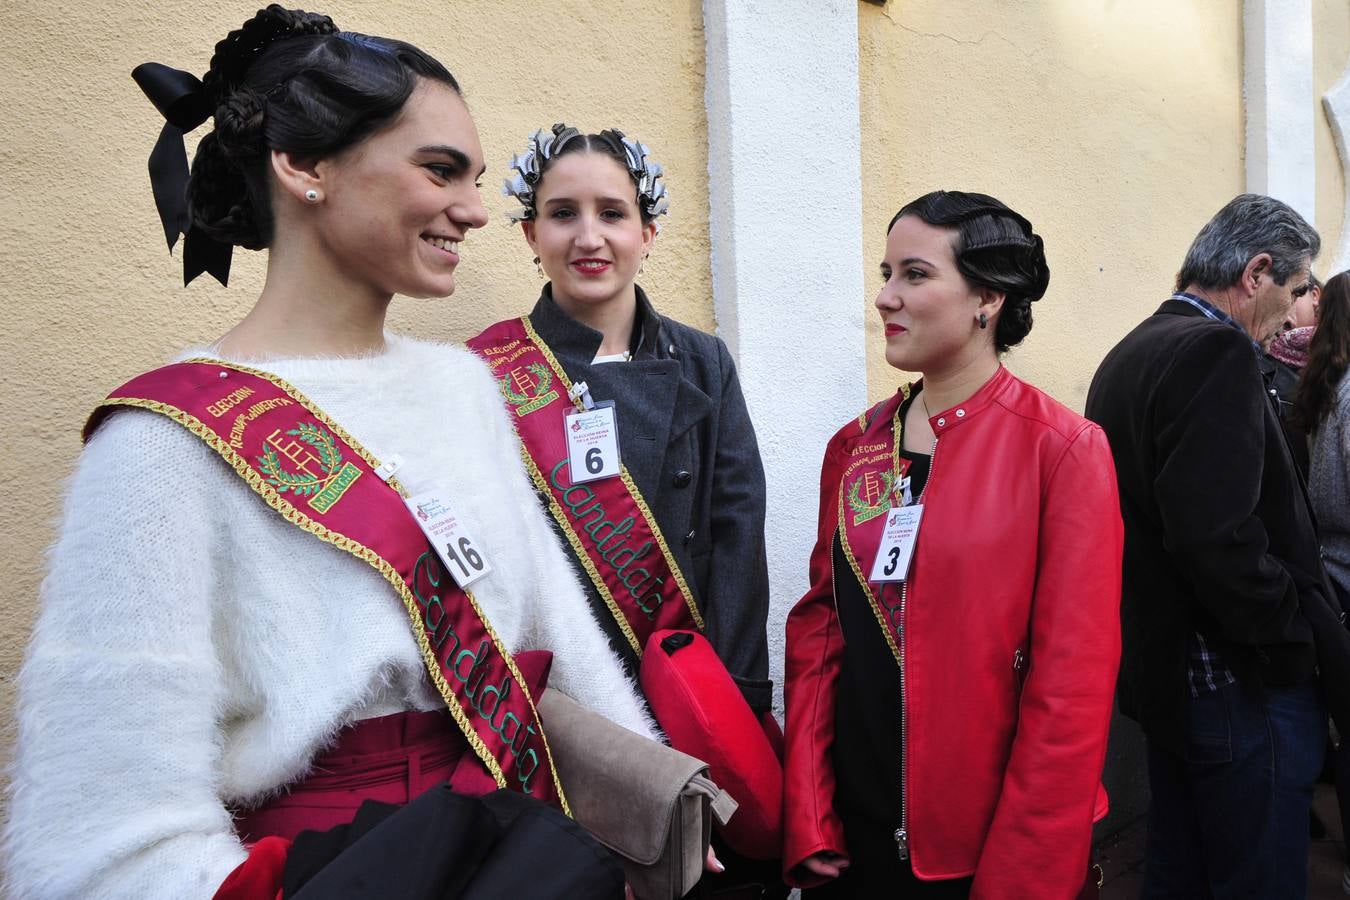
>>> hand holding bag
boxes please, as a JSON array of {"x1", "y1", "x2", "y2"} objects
[{"x1": 538, "y1": 690, "x2": 737, "y2": 899}]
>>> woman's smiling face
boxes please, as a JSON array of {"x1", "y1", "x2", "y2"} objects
[
  {"x1": 310, "y1": 79, "x2": 488, "y2": 300},
  {"x1": 523, "y1": 151, "x2": 656, "y2": 312}
]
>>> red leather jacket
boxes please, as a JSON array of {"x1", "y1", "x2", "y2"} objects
[{"x1": 783, "y1": 367, "x2": 1122, "y2": 897}]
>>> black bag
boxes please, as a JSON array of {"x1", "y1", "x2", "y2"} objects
[{"x1": 284, "y1": 785, "x2": 624, "y2": 899}]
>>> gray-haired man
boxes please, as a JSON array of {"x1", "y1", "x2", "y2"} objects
[{"x1": 1086, "y1": 194, "x2": 1347, "y2": 898}]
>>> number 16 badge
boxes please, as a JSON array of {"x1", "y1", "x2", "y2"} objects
[{"x1": 405, "y1": 490, "x2": 493, "y2": 588}]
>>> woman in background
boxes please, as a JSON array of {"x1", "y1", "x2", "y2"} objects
[
  {"x1": 1292, "y1": 270, "x2": 1350, "y2": 895},
  {"x1": 470, "y1": 124, "x2": 779, "y2": 898}
]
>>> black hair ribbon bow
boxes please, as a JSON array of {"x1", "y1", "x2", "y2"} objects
[{"x1": 132, "y1": 62, "x2": 233, "y2": 287}]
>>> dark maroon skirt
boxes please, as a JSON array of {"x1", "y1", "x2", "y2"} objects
[{"x1": 234, "y1": 709, "x2": 471, "y2": 844}]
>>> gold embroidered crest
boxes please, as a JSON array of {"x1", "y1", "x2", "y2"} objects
[{"x1": 258, "y1": 422, "x2": 362, "y2": 513}]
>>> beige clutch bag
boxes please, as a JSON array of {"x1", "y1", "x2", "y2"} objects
[{"x1": 538, "y1": 690, "x2": 737, "y2": 899}]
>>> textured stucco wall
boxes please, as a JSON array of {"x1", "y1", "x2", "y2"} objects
[
  {"x1": 0, "y1": 0, "x2": 710, "y2": 785},
  {"x1": 1315, "y1": 0, "x2": 1350, "y2": 274},
  {"x1": 859, "y1": 1, "x2": 1247, "y2": 409}
]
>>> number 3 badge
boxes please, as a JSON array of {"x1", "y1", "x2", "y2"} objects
[
  {"x1": 405, "y1": 491, "x2": 493, "y2": 588},
  {"x1": 869, "y1": 504, "x2": 924, "y2": 583},
  {"x1": 565, "y1": 401, "x2": 621, "y2": 484}
]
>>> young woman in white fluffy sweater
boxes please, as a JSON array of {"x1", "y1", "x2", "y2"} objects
[{"x1": 3, "y1": 8, "x2": 654, "y2": 899}]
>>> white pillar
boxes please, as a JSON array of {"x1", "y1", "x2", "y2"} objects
[
  {"x1": 1244, "y1": 0, "x2": 1316, "y2": 222},
  {"x1": 703, "y1": 0, "x2": 868, "y2": 713}
]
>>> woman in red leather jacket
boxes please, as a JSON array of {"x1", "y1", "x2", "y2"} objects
[{"x1": 783, "y1": 191, "x2": 1123, "y2": 898}]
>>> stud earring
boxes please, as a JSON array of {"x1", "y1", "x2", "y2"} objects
[
  {"x1": 304, "y1": 189, "x2": 320, "y2": 203},
  {"x1": 978, "y1": 312, "x2": 988, "y2": 330},
  {"x1": 534, "y1": 255, "x2": 544, "y2": 278}
]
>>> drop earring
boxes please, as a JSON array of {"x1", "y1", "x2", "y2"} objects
[
  {"x1": 304, "y1": 189, "x2": 320, "y2": 203},
  {"x1": 978, "y1": 312, "x2": 988, "y2": 330},
  {"x1": 534, "y1": 256, "x2": 544, "y2": 278},
  {"x1": 639, "y1": 253, "x2": 648, "y2": 276}
]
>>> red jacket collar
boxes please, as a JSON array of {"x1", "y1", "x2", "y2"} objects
[{"x1": 865, "y1": 366, "x2": 1014, "y2": 442}]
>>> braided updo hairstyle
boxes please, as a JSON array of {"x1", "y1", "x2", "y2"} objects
[
  {"x1": 888, "y1": 191, "x2": 1050, "y2": 352},
  {"x1": 187, "y1": 5, "x2": 460, "y2": 250}
]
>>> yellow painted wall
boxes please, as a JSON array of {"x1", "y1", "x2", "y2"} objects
[
  {"x1": 1316, "y1": 0, "x2": 1350, "y2": 272},
  {"x1": 0, "y1": 0, "x2": 710, "y2": 779},
  {"x1": 860, "y1": 1, "x2": 1251, "y2": 408}
]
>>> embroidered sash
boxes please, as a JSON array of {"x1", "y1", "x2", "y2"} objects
[
  {"x1": 837, "y1": 393, "x2": 912, "y2": 668},
  {"x1": 84, "y1": 360, "x2": 568, "y2": 810},
  {"x1": 468, "y1": 318, "x2": 703, "y2": 657}
]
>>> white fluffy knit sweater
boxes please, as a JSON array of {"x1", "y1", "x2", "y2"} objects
[{"x1": 4, "y1": 335, "x2": 657, "y2": 899}]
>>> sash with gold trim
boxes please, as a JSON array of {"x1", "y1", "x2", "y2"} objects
[
  {"x1": 837, "y1": 390, "x2": 913, "y2": 668},
  {"x1": 84, "y1": 359, "x2": 568, "y2": 810},
  {"x1": 467, "y1": 318, "x2": 704, "y2": 658}
]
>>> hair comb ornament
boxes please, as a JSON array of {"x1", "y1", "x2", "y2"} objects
[
  {"x1": 502, "y1": 124, "x2": 581, "y2": 222},
  {"x1": 502, "y1": 123, "x2": 670, "y2": 226},
  {"x1": 613, "y1": 131, "x2": 670, "y2": 221}
]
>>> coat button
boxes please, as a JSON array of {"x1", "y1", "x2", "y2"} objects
[{"x1": 673, "y1": 470, "x2": 692, "y2": 488}]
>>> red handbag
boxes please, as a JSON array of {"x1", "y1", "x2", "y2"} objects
[{"x1": 638, "y1": 629, "x2": 783, "y2": 860}]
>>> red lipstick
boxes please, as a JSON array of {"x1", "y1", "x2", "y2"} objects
[{"x1": 570, "y1": 258, "x2": 611, "y2": 276}]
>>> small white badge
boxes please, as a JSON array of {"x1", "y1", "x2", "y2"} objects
[
  {"x1": 564, "y1": 401, "x2": 621, "y2": 483},
  {"x1": 869, "y1": 504, "x2": 924, "y2": 583},
  {"x1": 405, "y1": 490, "x2": 492, "y2": 588}
]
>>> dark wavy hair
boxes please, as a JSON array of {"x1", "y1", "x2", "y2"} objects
[
  {"x1": 187, "y1": 5, "x2": 460, "y2": 250},
  {"x1": 1292, "y1": 272, "x2": 1350, "y2": 431},
  {"x1": 536, "y1": 129, "x2": 658, "y2": 223},
  {"x1": 888, "y1": 191, "x2": 1050, "y2": 352}
]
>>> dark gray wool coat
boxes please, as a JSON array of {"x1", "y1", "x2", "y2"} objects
[{"x1": 526, "y1": 286, "x2": 773, "y2": 712}]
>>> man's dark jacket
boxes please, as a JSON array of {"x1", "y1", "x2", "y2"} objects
[{"x1": 1085, "y1": 299, "x2": 1350, "y2": 757}]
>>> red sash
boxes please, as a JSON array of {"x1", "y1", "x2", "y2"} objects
[
  {"x1": 84, "y1": 359, "x2": 568, "y2": 811},
  {"x1": 837, "y1": 391, "x2": 913, "y2": 668},
  {"x1": 467, "y1": 318, "x2": 704, "y2": 657}
]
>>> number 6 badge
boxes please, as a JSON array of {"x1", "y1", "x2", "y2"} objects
[
  {"x1": 404, "y1": 491, "x2": 493, "y2": 588},
  {"x1": 564, "y1": 401, "x2": 622, "y2": 484}
]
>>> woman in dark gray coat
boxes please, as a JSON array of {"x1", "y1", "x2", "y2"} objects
[
  {"x1": 480, "y1": 123, "x2": 771, "y2": 713},
  {"x1": 469, "y1": 123, "x2": 780, "y2": 896}
]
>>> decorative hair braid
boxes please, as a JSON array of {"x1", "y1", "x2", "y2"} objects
[
  {"x1": 132, "y1": 4, "x2": 340, "y2": 284},
  {"x1": 202, "y1": 4, "x2": 338, "y2": 99}
]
